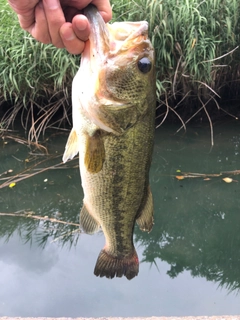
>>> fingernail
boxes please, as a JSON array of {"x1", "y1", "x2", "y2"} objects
[
  {"x1": 64, "y1": 33, "x2": 76, "y2": 41},
  {"x1": 46, "y1": 0, "x2": 59, "y2": 10},
  {"x1": 77, "y1": 24, "x2": 87, "y2": 31},
  {"x1": 62, "y1": 27, "x2": 76, "y2": 41},
  {"x1": 76, "y1": 16, "x2": 87, "y2": 31}
]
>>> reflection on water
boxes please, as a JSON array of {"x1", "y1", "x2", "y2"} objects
[
  {"x1": 140, "y1": 122, "x2": 240, "y2": 293},
  {"x1": 1, "y1": 121, "x2": 240, "y2": 316}
]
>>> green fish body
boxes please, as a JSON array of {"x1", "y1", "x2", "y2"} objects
[{"x1": 63, "y1": 5, "x2": 156, "y2": 280}]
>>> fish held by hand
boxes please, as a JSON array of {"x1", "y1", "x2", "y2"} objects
[{"x1": 63, "y1": 4, "x2": 156, "y2": 280}]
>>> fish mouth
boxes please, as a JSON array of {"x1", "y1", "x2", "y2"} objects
[
  {"x1": 79, "y1": 5, "x2": 154, "y2": 133},
  {"x1": 84, "y1": 5, "x2": 149, "y2": 60},
  {"x1": 83, "y1": 4, "x2": 110, "y2": 62}
]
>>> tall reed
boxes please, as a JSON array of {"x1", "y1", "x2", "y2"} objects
[{"x1": 115, "y1": 0, "x2": 240, "y2": 99}]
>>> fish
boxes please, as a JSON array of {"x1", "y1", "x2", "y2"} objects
[{"x1": 63, "y1": 4, "x2": 156, "y2": 280}]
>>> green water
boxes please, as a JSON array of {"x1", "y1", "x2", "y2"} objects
[{"x1": 0, "y1": 121, "x2": 240, "y2": 317}]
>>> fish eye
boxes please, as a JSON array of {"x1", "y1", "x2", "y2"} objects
[{"x1": 137, "y1": 57, "x2": 152, "y2": 73}]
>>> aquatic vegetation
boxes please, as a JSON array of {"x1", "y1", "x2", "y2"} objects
[{"x1": 1, "y1": 0, "x2": 240, "y2": 140}]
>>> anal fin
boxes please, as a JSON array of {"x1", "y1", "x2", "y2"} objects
[
  {"x1": 136, "y1": 185, "x2": 154, "y2": 232},
  {"x1": 84, "y1": 131, "x2": 105, "y2": 173},
  {"x1": 80, "y1": 204, "x2": 100, "y2": 234},
  {"x1": 62, "y1": 129, "x2": 79, "y2": 163}
]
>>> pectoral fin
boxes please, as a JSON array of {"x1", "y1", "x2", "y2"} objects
[
  {"x1": 80, "y1": 204, "x2": 100, "y2": 234},
  {"x1": 136, "y1": 185, "x2": 154, "y2": 232},
  {"x1": 84, "y1": 131, "x2": 105, "y2": 173},
  {"x1": 62, "y1": 129, "x2": 79, "y2": 163}
]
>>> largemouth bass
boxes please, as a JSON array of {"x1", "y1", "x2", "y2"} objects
[{"x1": 63, "y1": 4, "x2": 156, "y2": 280}]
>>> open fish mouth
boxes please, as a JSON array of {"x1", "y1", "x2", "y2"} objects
[{"x1": 83, "y1": 5, "x2": 150, "y2": 64}]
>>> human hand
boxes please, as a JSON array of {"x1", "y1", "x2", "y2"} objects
[{"x1": 8, "y1": 0, "x2": 112, "y2": 54}]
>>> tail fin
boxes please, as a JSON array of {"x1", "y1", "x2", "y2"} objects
[{"x1": 94, "y1": 249, "x2": 139, "y2": 280}]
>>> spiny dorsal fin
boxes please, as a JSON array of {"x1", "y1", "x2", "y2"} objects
[
  {"x1": 80, "y1": 204, "x2": 100, "y2": 234},
  {"x1": 84, "y1": 131, "x2": 105, "y2": 173},
  {"x1": 136, "y1": 185, "x2": 154, "y2": 232},
  {"x1": 62, "y1": 129, "x2": 79, "y2": 163}
]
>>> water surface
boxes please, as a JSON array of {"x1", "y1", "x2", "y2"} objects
[{"x1": 0, "y1": 121, "x2": 240, "y2": 317}]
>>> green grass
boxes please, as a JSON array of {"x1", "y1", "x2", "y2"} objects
[
  {"x1": 114, "y1": 0, "x2": 240, "y2": 99},
  {"x1": 1, "y1": 0, "x2": 240, "y2": 140}
]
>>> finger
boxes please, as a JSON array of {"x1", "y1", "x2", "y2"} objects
[
  {"x1": 17, "y1": 10, "x2": 35, "y2": 30},
  {"x1": 91, "y1": 0, "x2": 112, "y2": 22},
  {"x1": 42, "y1": 0, "x2": 65, "y2": 48},
  {"x1": 61, "y1": 0, "x2": 112, "y2": 22},
  {"x1": 72, "y1": 14, "x2": 90, "y2": 42},
  {"x1": 60, "y1": 22, "x2": 86, "y2": 55},
  {"x1": 8, "y1": 0, "x2": 38, "y2": 29},
  {"x1": 29, "y1": 2, "x2": 51, "y2": 44}
]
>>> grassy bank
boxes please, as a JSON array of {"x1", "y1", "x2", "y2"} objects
[{"x1": 1, "y1": 0, "x2": 240, "y2": 140}]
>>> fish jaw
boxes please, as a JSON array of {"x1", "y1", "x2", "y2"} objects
[
  {"x1": 83, "y1": 4, "x2": 110, "y2": 63},
  {"x1": 107, "y1": 21, "x2": 149, "y2": 54}
]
